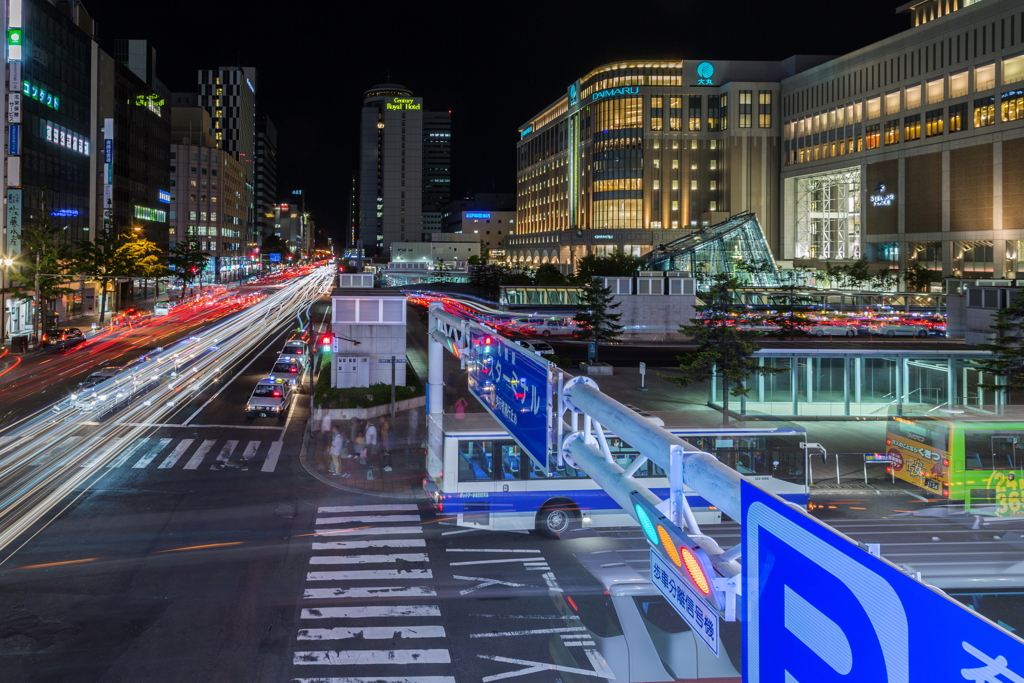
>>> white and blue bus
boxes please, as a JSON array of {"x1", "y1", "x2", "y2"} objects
[{"x1": 424, "y1": 412, "x2": 809, "y2": 535}]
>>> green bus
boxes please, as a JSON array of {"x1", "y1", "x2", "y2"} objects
[{"x1": 886, "y1": 406, "x2": 1024, "y2": 516}]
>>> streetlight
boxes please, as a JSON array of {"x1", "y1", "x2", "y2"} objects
[{"x1": 0, "y1": 256, "x2": 14, "y2": 348}]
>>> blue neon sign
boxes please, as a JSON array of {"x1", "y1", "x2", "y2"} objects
[
  {"x1": 696, "y1": 62, "x2": 715, "y2": 86},
  {"x1": 158, "y1": 190, "x2": 171, "y2": 203},
  {"x1": 50, "y1": 209, "x2": 78, "y2": 217},
  {"x1": 466, "y1": 212, "x2": 491, "y2": 219},
  {"x1": 592, "y1": 86, "x2": 639, "y2": 101},
  {"x1": 520, "y1": 126, "x2": 532, "y2": 138}
]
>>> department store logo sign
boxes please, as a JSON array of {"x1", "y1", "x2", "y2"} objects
[
  {"x1": 870, "y1": 184, "x2": 895, "y2": 207},
  {"x1": 696, "y1": 62, "x2": 715, "y2": 86},
  {"x1": 569, "y1": 83, "x2": 577, "y2": 104},
  {"x1": 592, "y1": 86, "x2": 639, "y2": 101}
]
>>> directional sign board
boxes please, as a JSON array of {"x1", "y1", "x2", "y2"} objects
[
  {"x1": 650, "y1": 549, "x2": 719, "y2": 657},
  {"x1": 742, "y1": 479, "x2": 1024, "y2": 681},
  {"x1": 466, "y1": 328, "x2": 550, "y2": 467}
]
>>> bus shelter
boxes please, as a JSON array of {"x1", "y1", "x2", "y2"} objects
[{"x1": 709, "y1": 345, "x2": 996, "y2": 419}]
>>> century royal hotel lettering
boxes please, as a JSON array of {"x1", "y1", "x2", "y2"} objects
[
  {"x1": 386, "y1": 97, "x2": 422, "y2": 111},
  {"x1": 510, "y1": 0, "x2": 1024, "y2": 282}
]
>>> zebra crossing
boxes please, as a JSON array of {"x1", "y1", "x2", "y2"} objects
[
  {"x1": 290, "y1": 503, "x2": 455, "y2": 683},
  {"x1": 35, "y1": 436, "x2": 286, "y2": 472}
]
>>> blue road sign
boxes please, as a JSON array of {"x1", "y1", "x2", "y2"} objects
[
  {"x1": 650, "y1": 549, "x2": 719, "y2": 657},
  {"x1": 268, "y1": 253, "x2": 281, "y2": 262},
  {"x1": 467, "y1": 328, "x2": 550, "y2": 466},
  {"x1": 742, "y1": 479, "x2": 1024, "y2": 682}
]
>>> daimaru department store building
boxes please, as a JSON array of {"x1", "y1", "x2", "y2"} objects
[{"x1": 512, "y1": 0, "x2": 1024, "y2": 278}]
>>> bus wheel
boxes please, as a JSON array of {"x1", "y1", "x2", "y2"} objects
[{"x1": 536, "y1": 504, "x2": 577, "y2": 538}]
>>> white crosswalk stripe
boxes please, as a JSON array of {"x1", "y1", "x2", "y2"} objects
[
  {"x1": 290, "y1": 504, "x2": 453, "y2": 681},
  {"x1": 64, "y1": 437, "x2": 286, "y2": 473}
]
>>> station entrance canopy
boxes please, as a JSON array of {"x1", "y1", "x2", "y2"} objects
[{"x1": 644, "y1": 212, "x2": 780, "y2": 287}]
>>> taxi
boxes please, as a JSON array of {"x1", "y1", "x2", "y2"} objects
[
  {"x1": 245, "y1": 376, "x2": 294, "y2": 419},
  {"x1": 271, "y1": 355, "x2": 304, "y2": 385}
]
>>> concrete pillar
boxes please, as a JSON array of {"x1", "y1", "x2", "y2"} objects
[
  {"x1": 758, "y1": 358, "x2": 765, "y2": 403},
  {"x1": 428, "y1": 304, "x2": 445, "y2": 417},
  {"x1": 805, "y1": 357, "x2": 813, "y2": 404},
  {"x1": 844, "y1": 357, "x2": 851, "y2": 416},
  {"x1": 947, "y1": 357, "x2": 957, "y2": 407},
  {"x1": 791, "y1": 357, "x2": 799, "y2": 416}
]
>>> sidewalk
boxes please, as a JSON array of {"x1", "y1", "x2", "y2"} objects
[{"x1": 303, "y1": 408, "x2": 427, "y2": 497}]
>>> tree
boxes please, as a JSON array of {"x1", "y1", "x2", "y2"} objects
[
  {"x1": 8, "y1": 198, "x2": 75, "y2": 340},
  {"x1": 573, "y1": 252, "x2": 645, "y2": 282},
  {"x1": 535, "y1": 263, "x2": 567, "y2": 286},
  {"x1": 904, "y1": 263, "x2": 938, "y2": 292},
  {"x1": 659, "y1": 273, "x2": 787, "y2": 425},
  {"x1": 975, "y1": 293, "x2": 1024, "y2": 400},
  {"x1": 573, "y1": 278, "x2": 623, "y2": 363},
  {"x1": 763, "y1": 286, "x2": 817, "y2": 340},
  {"x1": 468, "y1": 264, "x2": 504, "y2": 299},
  {"x1": 467, "y1": 255, "x2": 481, "y2": 266},
  {"x1": 261, "y1": 234, "x2": 288, "y2": 257},
  {"x1": 166, "y1": 240, "x2": 210, "y2": 292}
]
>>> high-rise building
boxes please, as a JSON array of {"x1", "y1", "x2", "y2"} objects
[
  {"x1": 421, "y1": 110, "x2": 452, "y2": 236},
  {"x1": 197, "y1": 67, "x2": 257, "y2": 250},
  {"x1": 511, "y1": 59, "x2": 829, "y2": 271},
  {"x1": 358, "y1": 84, "x2": 451, "y2": 257},
  {"x1": 256, "y1": 113, "x2": 277, "y2": 241}
]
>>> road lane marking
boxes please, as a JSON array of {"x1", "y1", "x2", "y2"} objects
[
  {"x1": 291, "y1": 678, "x2": 453, "y2": 683},
  {"x1": 158, "y1": 439, "x2": 193, "y2": 468},
  {"x1": 450, "y1": 557, "x2": 546, "y2": 567},
  {"x1": 298, "y1": 626, "x2": 446, "y2": 641},
  {"x1": 476, "y1": 654, "x2": 613, "y2": 682},
  {"x1": 311, "y1": 539, "x2": 426, "y2": 550},
  {"x1": 318, "y1": 504, "x2": 419, "y2": 513},
  {"x1": 301, "y1": 606, "x2": 441, "y2": 619},
  {"x1": 183, "y1": 439, "x2": 216, "y2": 469},
  {"x1": 471, "y1": 627, "x2": 588, "y2": 638},
  {"x1": 307, "y1": 569, "x2": 433, "y2": 582},
  {"x1": 108, "y1": 438, "x2": 149, "y2": 467},
  {"x1": 445, "y1": 549, "x2": 541, "y2": 554},
  {"x1": 82, "y1": 422, "x2": 281, "y2": 429},
  {"x1": 304, "y1": 586, "x2": 437, "y2": 600},
  {"x1": 316, "y1": 515, "x2": 421, "y2": 525},
  {"x1": 80, "y1": 437, "x2": 124, "y2": 467},
  {"x1": 133, "y1": 437, "x2": 172, "y2": 468},
  {"x1": 313, "y1": 526, "x2": 423, "y2": 537},
  {"x1": 261, "y1": 441, "x2": 282, "y2": 472},
  {"x1": 454, "y1": 575, "x2": 528, "y2": 596},
  {"x1": 31, "y1": 436, "x2": 81, "y2": 466},
  {"x1": 209, "y1": 440, "x2": 238, "y2": 466},
  {"x1": 310, "y1": 554, "x2": 429, "y2": 565},
  {"x1": 440, "y1": 528, "x2": 481, "y2": 536},
  {"x1": 237, "y1": 440, "x2": 260, "y2": 463},
  {"x1": 293, "y1": 649, "x2": 451, "y2": 665}
]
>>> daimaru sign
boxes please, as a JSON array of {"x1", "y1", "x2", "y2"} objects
[{"x1": 592, "y1": 86, "x2": 639, "y2": 101}]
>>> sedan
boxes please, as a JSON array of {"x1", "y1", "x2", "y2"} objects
[
  {"x1": 871, "y1": 322, "x2": 929, "y2": 337},
  {"x1": 809, "y1": 323, "x2": 857, "y2": 337},
  {"x1": 516, "y1": 340, "x2": 555, "y2": 356}
]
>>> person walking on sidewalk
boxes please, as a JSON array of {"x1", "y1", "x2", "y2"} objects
[
  {"x1": 364, "y1": 419, "x2": 378, "y2": 472},
  {"x1": 380, "y1": 417, "x2": 393, "y2": 472},
  {"x1": 327, "y1": 425, "x2": 345, "y2": 476}
]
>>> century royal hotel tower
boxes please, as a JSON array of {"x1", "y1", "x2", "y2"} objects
[{"x1": 510, "y1": 59, "x2": 831, "y2": 268}]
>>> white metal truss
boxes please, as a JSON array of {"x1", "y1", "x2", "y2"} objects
[{"x1": 795, "y1": 167, "x2": 861, "y2": 260}]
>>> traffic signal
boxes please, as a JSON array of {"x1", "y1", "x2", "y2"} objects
[
  {"x1": 630, "y1": 491, "x2": 724, "y2": 611},
  {"x1": 320, "y1": 334, "x2": 332, "y2": 351}
]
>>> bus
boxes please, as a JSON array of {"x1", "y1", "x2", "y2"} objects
[
  {"x1": 424, "y1": 412, "x2": 808, "y2": 535},
  {"x1": 886, "y1": 406, "x2": 1024, "y2": 515}
]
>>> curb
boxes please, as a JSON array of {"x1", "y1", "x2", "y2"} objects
[
  {"x1": 811, "y1": 487, "x2": 915, "y2": 496},
  {"x1": 297, "y1": 422, "x2": 426, "y2": 501}
]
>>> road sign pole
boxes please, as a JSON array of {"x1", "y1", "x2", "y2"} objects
[
  {"x1": 391, "y1": 355, "x2": 396, "y2": 420},
  {"x1": 638, "y1": 361, "x2": 648, "y2": 391}
]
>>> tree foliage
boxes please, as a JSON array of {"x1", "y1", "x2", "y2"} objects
[
  {"x1": 763, "y1": 286, "x2": 817, "y2": 340},
  {"x1": 8, "y1": 199, "x2": 75, "y2": 338},
  {"x1": 975, "y1": 292, "x2": 1024, "y2": 396},
  {"x1": 572, "y1": 252, "x2": 645, "y2": 282},
  {"x1": 573, "y1": 278, "x2": 623, "y2": 363},
  {"x1": 535, "y1": 263, "x2": 567, "y2": 286},
  {"x1": 166, "y1": 240, "x2": 210, "y2": 291},
  {"x1": 904, "y1": 263, "x2": 938, "y2": 292},
  {"x1": 659, "y1": 273, "x2": 786, "y2": 424}
]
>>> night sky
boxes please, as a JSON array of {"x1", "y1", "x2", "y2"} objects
[{"x1": 93, "y1": 0, "x2": 907, "y2": 244}]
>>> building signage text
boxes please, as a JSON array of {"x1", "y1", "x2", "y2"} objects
[
  {"x1": 870, "y1": 184, "x2": 895, "y2": 207},
  {"x1": 134, "y1": 206, "x2": 167, "y2": 222},
  {"x1": 6, "y1": 188, "x2": 22, "y2": 255},
  {"x1": 158, "y1": 190, "x2": 171, "y2": 203},
  {"x1": 7, "y1": 93, "x2": 20, "y2": 123},
  {"x1": 386, "y1": 97, "x2": 421, "y2": 111},
  {"x1": 466, "y1": 212, "x2": 491, "y2": 219},
  {"x1": 23, "y1": 79, "x2": 59, "y2": 110},
  {"x1": 594, "y1": 234, "x2": 614, "y2": 239},
  {"x1": 592, "y1": 86, "x2": 640, "y2": 101},
  {"x1": 8, "y1": 123, "x2": 19, "y2": 156},
  {"x1": 696, "y1": 61, "x2": 715, "y2": 86}
]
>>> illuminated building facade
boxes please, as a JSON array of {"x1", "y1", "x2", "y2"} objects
[
  {"x1": 511, "y1": 59, "x2": 828, "y2": 269},
  {"x1": 780, "y1": 0, "x2": 1024, "y2": 278}
]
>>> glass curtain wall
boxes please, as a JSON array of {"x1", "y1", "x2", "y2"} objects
[{"x1": 794, "y1": 167, "x2": 862, "y2": 260}]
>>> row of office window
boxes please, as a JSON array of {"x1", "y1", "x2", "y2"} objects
[
  {"x1": 592, "y1": 92, "x2": 771, "y2": 132},
  {"x1": 786, "y1": 92, "x2": 1023, "y2": 164},
  {"x1": 785, "y1": 55, "x2": 1024, "y2": 140}
]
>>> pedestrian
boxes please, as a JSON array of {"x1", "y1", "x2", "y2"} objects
[
  {"x1": 364, "y1": 419, "x2": 378, "y2": 465},
  {"x1": 327, "y1": 425, "x2": 344, "y2": 476},
  {"x1": 380, "y1": 417, "x2": 393, "y2": 473},
  {"x1": 454, "y1": 397, "x2": 468, "y2": 419},
  {"x1": 320, "y1": 412, "x2": 332, "y2": 435},
  {"x1": 354, "y1": 432, "x2": 367, "y2": 466},
  {"x1": 407, "y1": 408, "x2": 420, "y2": 442}
]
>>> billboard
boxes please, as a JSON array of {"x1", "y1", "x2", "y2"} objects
[
  {"x1": 268, "y1": 253, "x2": 281, "y2": 262},
  {"x1": 742, "y1": 480, "x2": 1024, "y2": 682},
  {"x1": 466, "y1": 329, "x2": 550, "y2": 466}
]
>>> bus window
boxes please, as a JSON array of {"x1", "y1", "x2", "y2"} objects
[
  {"x1": 530, "y1": 458, "x2": 589, "y2": 479},
  {"x1": 458, "y1": 440, "x2": 494, "y2": 481},
  {"x1": 498, "y1": 441, "x2": 521, "y2": 480},
  {"x1": 964, "y1": 432, "x2": 1020, "y2": 470}
]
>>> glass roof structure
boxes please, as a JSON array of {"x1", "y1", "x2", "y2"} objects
[{"x1": 643, "y1": 212, "x2": 781, "y2": 287}]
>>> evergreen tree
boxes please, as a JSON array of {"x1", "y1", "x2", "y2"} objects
[
  {"x1": 763, "y1": 285, "x2": 817, "y2": 340},
  {"x1": 975, "y1": 292, "x2": 1024, "y2": 399},
  {"x1": 166, "y1": 239, "x2": 210, "y2": 292},
  {"x1": 573, "y1": 278, "x2": 623, "y2": 363},
  {"x1": 572, "y1": 252, "x2": 645, "y2": 282},
  {"x1": 659, "y1": 272, "x2": 786, "y2": 425}
]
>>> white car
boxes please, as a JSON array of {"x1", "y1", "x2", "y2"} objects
[
  {"x1": 809, "y1": 323, "x2": 857, "y2": 337},
  {"x1": 522, "y1": 320, "x2": 576, "y2": 337},
  {"x1": 871, "y1": 322, "x2": 928, "y2": 337},
  {"x1": 516, "y1": 340, "x2": 555, "y2": 356},
  {"x1": 278, "y1": 339, "x2": 310, "y2": 368}
]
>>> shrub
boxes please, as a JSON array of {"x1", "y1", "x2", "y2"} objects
[{"x1": 314, "y1": 354, "x2": 424, "y2": 408}]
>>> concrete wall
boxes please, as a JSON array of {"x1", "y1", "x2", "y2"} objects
[
  {"x1": 612, "y1": 292, "x2": 697, "y2": 341},
  {"x1": 331, "y1": 323, "x2": 408, "y2": 386}
]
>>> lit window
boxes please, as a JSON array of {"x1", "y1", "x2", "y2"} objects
[
  {"x1": 709, "y1": 201, "x2": 717, "y2": 211},
  {"x1": 974, "y1": 97, "x2": 995, "y2": 127},
  {"x1": 690, "y1": 180, "x2": 698, "y2": 190},
  {"x1": 866, "y1": 97, "x2": 881, "y2": 119},
  {"x1": 709, "y1": 180, "x2": 717, "y2": 190},
  {"x1": 653, "y1": 158, "x2": 660, "y2": 169},
  {"x1": 885, "y1": 91, "x2": 901, "y2": 115},
  {"x1": 926, "y1": 78, "x2": 944, "y2": 104},
  {"x1": 671, "y1": 201, "x2": 679, "y2": 211},
  {"x1": 709, "y1": 140, "x2": 716, "y2": 150},
  {"x1": 905, "y1": 85, "x2": 921, "y2": 109},
  {"x1": 671, "y1": 159, "x2": 679, "y2": 169},
  {"x1": 671, "y1": 180, "x2": 679, "y2": 190},
  {"x1": 1002, "y1": 90, "x2": 1024, "y2": 122},
  {"x1": 652, "y1": 179, "x2": 660, "y2": 190},
  {"x1": 976, "y1": 63, "x2": 995, "y2": 91},
  {"x1": 950, "y1": 71, "x2": 968, "y2": 98},
  {"x1": 672, "y1": 140, "x2": 679, "y2": 149},
  {"x1": 709, "y1": 160, "x2": 717, "y2": 170}
]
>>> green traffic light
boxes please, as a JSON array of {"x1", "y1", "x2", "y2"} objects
[{"x1": 634, "y1": 503, "x2": 659, "y2": 545}]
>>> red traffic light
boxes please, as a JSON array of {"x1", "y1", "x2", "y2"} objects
[{"x1": 320, "y1": 334, "x2": 332, "y2": 346}]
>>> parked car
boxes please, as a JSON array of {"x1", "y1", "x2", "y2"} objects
[
  {"x1": 809, "y1": 322, "x2": 857, "y2": 337},
  {"x1": 871, "y1": 322, "x2": 929, "y2": 337},
  {"x1": 521, "y1": 320, "x2": 576, "y2": 337},
  {"x1": 516, "y1": 340, "x2": 555, "y2": 356}
]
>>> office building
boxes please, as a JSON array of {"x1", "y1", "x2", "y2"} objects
[
  {"x1": 422, "y1": 110, "x2": 452, "y2": 236},
  {"x1": 779, "y1": 0, "x2": 1024, "y2": 278},
  {"x1": 442, "y1": 192, "x2": 515, "y2": 233},
  {"x1": 256, "y1": 113, "x2": 277, "y2": 241},
  {"x1": 357, "y1": 84, "x2": 451, "y2": 257},
  {"x1": 168, "y1": 137, "x2": 247, "y2": 282},
  {"x1": 96, "y1": 41, "x2": 171, "y2": 252},
  {"x1": 197, "y1": 67, "x2": 257, "y2": 249},
  {"x1": 511, "y1": 59, "x2": 828, "y2": 270},
  {"x1": 455, "y1": 210, "x2": 515, "y2": 259}
]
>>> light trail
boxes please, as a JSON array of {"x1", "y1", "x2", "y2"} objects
[{"x1": 0, "y1": 266, "x2": 335, "y2": 563}]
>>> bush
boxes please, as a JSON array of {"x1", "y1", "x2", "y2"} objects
[{"x1": 314, "y1": 353, "x2": 424, "y2": 408}]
